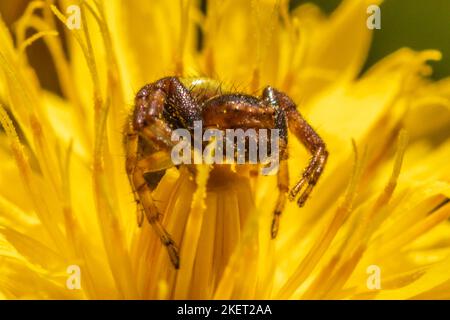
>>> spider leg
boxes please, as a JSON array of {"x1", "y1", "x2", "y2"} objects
[
  {"x1": 262, "y1": 87, "x2": 290, "y2": 238},
  {"x1": 288, "y1": 147, "x2": 322, "y2": 202},
  {"x1": 264, "y1": 87, "x2": 328, "y2": 210},
  {"x1": 291, "y1": 146, "x2": 327, "y2": 207},
  {"x1": 132, "y1": 162, "x2": 180, "y2": 269},
  {"x1": 139, "y1": 121, "x2": 183, "y2": 268},
  {"x1": 124, "y1": 123, "x2": 145, "y2": 226},
  {"x1": 125, "y1": 124, "x2": 180, "y2": 269},
  {"x1": 285, "y1": 109, "x2": 328, "y2": 207},
  {"x1": 283, "y1": 102, "x2": 327, "y2": 207},
  {"x1": 271, "y1": 158, "x2": 289, "y2": 238},
  {"x1": 127, "y1": 76, "x2": 205, "y2": 269}
]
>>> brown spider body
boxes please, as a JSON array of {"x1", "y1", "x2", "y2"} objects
[
  {"x1": 202, "y1": 94, "x2": 276, "y2": 129},
  {"x1": 124, "y1": 77, "x2": 328, "y2": 269}
]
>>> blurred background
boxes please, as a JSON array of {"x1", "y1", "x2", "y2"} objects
[
  {"x1": 292, "y1": 0, "x2": 450, "y2": 79},
  {"x1": 1, "y1": 0, "x2": 449, "y2": 95}
]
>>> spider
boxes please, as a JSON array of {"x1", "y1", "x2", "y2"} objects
[{"x1": 124, "y1": 76, "x2": 328, "y2": 269}]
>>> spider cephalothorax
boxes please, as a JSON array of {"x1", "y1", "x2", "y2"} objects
[{"x1": 124, "y1": 77, "x2": 328, "y2": 269}]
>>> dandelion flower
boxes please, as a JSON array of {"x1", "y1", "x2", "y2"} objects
[{"x1": 0, "y1": 0, "x2": 449, "y2": 300}]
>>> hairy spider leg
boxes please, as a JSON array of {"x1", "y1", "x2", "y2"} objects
[
  {"x1": 263, "y1": 86, "x2": 328, "y2": 233},
  {"x1": 125, "y1": 119, "x2": 180, "y2": 268},
  {"x1": 126, "y1": 77, "x2": 203, "y2": 269},
  {"x1": 271, "y1": 159, "x2": 289, "y2": 238},
  {"x1": 262, "y1": 87, "x2": 290, "y2": 238},
  {"x1": 124, "y1": 125, "x2": 145, "y2": 226}
]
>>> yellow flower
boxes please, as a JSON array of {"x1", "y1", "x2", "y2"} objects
[{"x1": 0, "y1": 0, "x2": 449, "y2": 299}]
